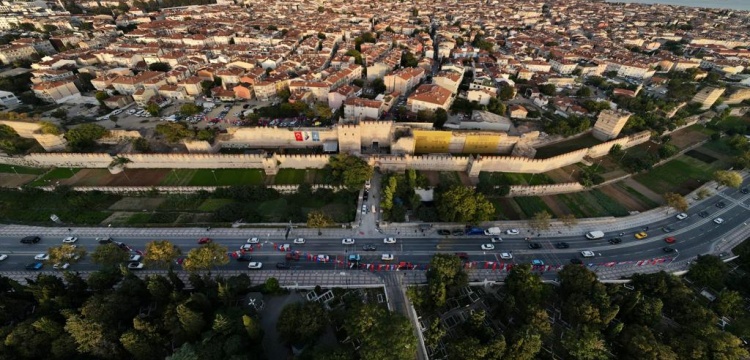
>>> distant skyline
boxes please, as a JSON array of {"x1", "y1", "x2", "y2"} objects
[{"x1": 606, "y1": 0, "x2": 750, "y2": 11}]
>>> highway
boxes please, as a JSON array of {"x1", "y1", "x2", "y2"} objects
[{"x1": 0, "y1": 180, "x2": 749, "y2": 274}]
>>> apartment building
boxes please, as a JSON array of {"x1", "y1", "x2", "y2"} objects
[{"x1": 32, "y1": 80, "x2": 80, "y2": 104}]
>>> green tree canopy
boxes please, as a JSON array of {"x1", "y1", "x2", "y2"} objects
[
  {"x1": 182, "y1": 242, "x2": 229, "y2": 272},
  {"x1": 179, "y1": 103, "x2": 202, "y2": 116},
  {"x1": 65, "y1": 123, "x2": 109, "y2": 152},
  {"x1": 148, "y1": 62, "x2": 171, "y2": 72},
  {"x1": 436, "y1": 185, "x2": 495, "y2": 223},
  {"x1": 277, "y1": 302, "x2": 327, "y2": 346},
  {"x1": 90, "y1": 243, "x2": 129, "y2": 267},
  {"x1": 325, "y1": 153, "x2": 374, "y2": 190}
]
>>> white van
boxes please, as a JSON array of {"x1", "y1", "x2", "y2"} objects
[
  {"x1": 585, "y1": 231, "x2": 604, "y2": 240},
  {"x1": 484, "y1": 227, "x2": 502, "y2": 236}
]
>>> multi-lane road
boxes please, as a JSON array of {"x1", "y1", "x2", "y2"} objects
[{"x1": 1, "y1": 180, "x2": 749, "y2": 274}]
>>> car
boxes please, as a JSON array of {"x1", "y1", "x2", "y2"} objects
[
  {"x1": 364, "y1": 179, "x2": 371, "y2": 189},
  {"x1": 664, "y1": 236, "x2": 676, "y2": 244},
  {"x1": 555, "y1": 242, "x2": 570, "y2": 249},
  {"x1": 363, "y1": 192, "x2": 369, "y2": 201},
  {"x1": 362, "y1": 244, "x2": 377, "y2": 251},
  {"x1": 528, "y1": 242, "x2": 542, "y2": 249},
  {"x1": 662, "y1": 227, "x2": 673, "y2": 233},
  {"x1": 676, "y1": 213, "x2": 688, "y2": 220},
  {"x1": 570, "y1": 258, "x2": 583, "y2": 265},
  {"x1": 383, "y1": 237, "x2": 397, "y2": 244},
  {"x1": 34, "y1": 253, "x2": 49, "y2": 261},
  {"x1": 276, "y1": 262, "x2": 290, "y2": 269},
  {"x1": 240, "y1": 244, "x2": 253, "y2": 251},
  {"x1": 381, "y1": 254, "x2": 394, "y2": 261},
  {"x1": 285, "y1": 253, "x2": 300, "y2": 261},
  {"x1": 491, "y1": 237, "x2": 503, "y2": 243},
  {"x1": 437, "y1": 230, "x2": 451, "y2": 235},
  {"x1": 25, "y1": 262, "x2": 43, "y2": 270},
  {"x1": 316, "y1": 254, "x2": 329, "y2": 262},
  {"x1": 0, "y1": 254, "x2": 7, "y2": 261},
  {"x1": 236, "y1": 254, "x2": 252, "y2": 262},
  {"x1": 481, "y1": 244, "x2": 495, "y2": 250},
  {"x1": 500, "y1": 252, "x2": 513, "y2": 260},
  {"x1": 451, "y1": 229, "x2": 465, "y2": 236},
  {"x1": 129, "y1": 254, "x2": 142, "y2": 262},
  {"x1": 699, "y1": 211, "x2": 709, "y2": 218},
  {"x1": 634, "y1": 232, "x2": 648, "y2": 239},
  {"x1": 716, "y1": 201, "x2": 726, "y2": 208},
  {"x1": 342, "y1": 238, "x2": 355, "y2": 245},
  {"x1": 505, "y1": 229, "x2": 520, "y2": 235},
  {"x1": 247, "y1": 237, "x2": 260, "y2": 244},
  {"x1": 53, "y1": 263, "x2": 69, "y2": 270},
  {"x1": 455, "y1": 252, "x2": 469, "y2": 259},
  {"x1": 62, "y1": 236, "x2": 78, "y2": 243},
  {"x1": 662, "y1": 247, "x2": 676, "y2": 253},
  {"x1": 247, "y1": 262, "x2": 263, "y2": 269},
  {"x1": 581, "y1": 250, "x2": 596, "y2": 258},
  {"x1": 127, "y1": 262, "x2": 145, "y2": 269},
  {"x1": 198, "y1": 237, "x2": 212, "y2": 244},
  {"x1": 742, "y1": 188, "x2": 749, "y2": 194},
  {"x1": 96, "y1": 237, "x2": 113, "y2": 244},
  {"x1": 609, "y1": 237, "x2": 622, "y2": 244},
  {"x1": 278, "y1": 244, "x2": 290, "y2": 251},
  {"x1": 115, "y1": 242, "x2": 129, "y2": 250},
  {"x1": 531, "y1": 259, "x2": 544, "y2": 266},
  {"x1": 714, "y1": 217, "x2": 724, "y2": 224},
  {"x1": 20, "y1": 236, "x2": 40, "y2": 244}
]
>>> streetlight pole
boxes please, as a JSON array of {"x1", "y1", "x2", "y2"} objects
[
  {"x1": 172, "y1": 169, "x2": 180, "y2": 182},
  {"x1": 569, "y1": 168, "x2": 576, "y2": 181},
  {"x1": 211, "y1": 170, "x2": 218, "y2": 184},
  {"x1": 10, "y1": 166, "x2": 18, "y2": 177}
]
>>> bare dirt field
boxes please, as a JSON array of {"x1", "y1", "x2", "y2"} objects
[
  {"x1": 597, "y1": 184, "x2": 650, "y2": 212},
  {"x1": 0, "y1": 173, "x2": 36, "y2": 187},
  {"x1": 64, "y1": 169, "x2": 169, "y2": 186},
  {"x1": 669, "y1": 127, "x2": 710, "y2": 150},
  {"x1": 108, "y1": 197, "x2": 166, "y2": 211}
]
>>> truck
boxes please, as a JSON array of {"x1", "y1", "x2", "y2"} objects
[
  {"x1": 484, "y1": 227, "x2": 502, "y2": 236},
  {"x1": 585, "y1": 231, "x2": 605, "y2": 240}
]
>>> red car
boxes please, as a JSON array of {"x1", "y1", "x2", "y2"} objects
[
  {"x1": 455, "y1": 252, "x2": 469, "y2": 260},
  {"x1": 198, "y1": 237, "x2": 212, "y2": 244},
  {"x1": 285, "y1": 253, "x2": 300, "y2": 261},
  {"x1": 664, "y1": 237, "x2": 676, "y2": 244}
]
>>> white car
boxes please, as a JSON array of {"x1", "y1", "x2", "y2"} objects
[
  {"x1": 293, "y1": 238, "x2": 305, "y2": 244},
  {"x1": 714, "y1": 218, "x2": 724, "y2": 224},
  {"x1": 383, "y1": 237, "x2": 397, "y2": 244},
  {"x1": 62, "y1": 236, "x2": 78, "y2": 243},
  {"x1": 278, "y1": 244, "x2": 290, "y2": 251},
  {"x1": 53, "y1": 263, "x2": 70, "y2": 270},
  {"x1": 247, "y1": 237, "x2": 260, "y2": 244},
  {"x1": 240, "y1": 244, "x2": 253, "y2": 251},
  {"x1": 342, "y1": 238, "x2": 355, "y2": 245},
  {"x1": 247, "y1": 262, "x2": 263, "y2": 269},
  {"x1": 127, "y1": 262, "x2": 144, "y2": 270},
  {"x1": 129, "y1": 254, "x2": 142, "y2": 262},
  {"x1": 317, "y1": 254, "x2": 329, "y2": 262},
  {"x1": 491, "y1": 237, "x2": 503, "y2": 243},
  {"x1": 581, "y1": 250, "x2": 596, "y2": 258},
  {"x1": 34, "y1": 254, "x2": 49, "y2": 261},
  {"x1": 499, "y1": 252, "x2": 513, "y2": 260},
  {"x1": 381, "y1": 254, "x2": 394, "y2": 261},
  {"x1": 505, "y1": 229, "x2": 520, "y2": 235},
  {"x1": 0, "y1": 254, "x2": 8, "y2": 261},
  {"x1": 676, "y1": 213, "x2": 688, "y2": 220},
  {"x1": 481, "y1": 244, "x2": 495, "y2": 250}
]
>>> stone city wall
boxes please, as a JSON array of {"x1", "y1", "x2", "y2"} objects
[
  {"x1": 36, "y1": 184, "x2": 346, "y2": 194},
  {"x1": 507, "y1": 182, "x2": 584, "y2": 197},
  {"x1": 0, "y1": 120, "x2": 41, "y2": 138},
  {"x1": 228, "y1": 126, "x2": 339, "y2": 148}
]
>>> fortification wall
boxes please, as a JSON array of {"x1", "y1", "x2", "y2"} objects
[
  {"x1": 479, "y1": 148, "x2": 589, "y2": 174},
  {"x1": 124, "y1": 153, "x2": 268, "y2": 169},
  {"x1": 371, "y1": 155, "x2": 471, "y2": 172},
  {"x1": 22, "y1": 153, "x2": 114, "y2": 167},
  {"x1": 508, "y1": 182, "x2": 584, "y2": 197},
  {"x1": 36, "y1": 184, "x2": 346, "y2": 194},
  {"x1": 32, "y1": 134, "x2": 67, "y2": 151},
  {"x1": 276, "y1": 154, "x2": 331, "y2": 169},
  {"x1": 229, "y1": 127, "x2": 338, "y2": 148},
  {"x1": 183, "y1": 140, "x2": 216, "y2": 153}
]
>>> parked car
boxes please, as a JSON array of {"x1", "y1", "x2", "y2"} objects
[
  {"x1": 128, "y1": 262, "x2": 144, "y2": 270},
  {"x1": 247, "y1": 237, "x2": 260, "y2": 243},
  {"x1": 662, "y1": 227, "x2": 673, "y2": 233},
  {"x1": 278, "y1": 244, "x2": 290, "y2": 251},
  {"x1": 20, "y1": 236, "x2": 41, "y2": 244},
  {"x1": 716, "y1": 201, "x2": 726, "y2": 208},
  {"x1": 62, "y1": 236, "x2": 78, "y2": 243},
  {"x1": 499, "y1": 252, "x2": 513, "y2": 260},
  {"x1": 293, "y1": 238, "x2": 305, "y2": 244},
  {"x1": 247, "y1": 262, "x2": 263, "y2": 269},
  {"x1": 451, "y1": 229, "x2": 464, "y2": 236},
  {"x1": 491, "y1": 237, "x2": 503, "y2": 243},
  {"x1": 53, "y1": 263, "x2": 70, "y2": 270},
  {"x1": 437, "y1": 230, "x2": 451, "y2": 235},
  {"x1": 570, "y1": 258, "x2": 583, "y2": 265},
  {"x1": 662, "y1": 247, "x2": 676, "y2": 253},
  {"x1": 128, "y1": 254, "x2": 142, "y2": 262},
  {"x1": 742, "y1": 188, "x2": 749, "y2": 194},
  {"x1": 25, "y1": 262, "x2": 43, "y2": 270},
  {"x1": 240, "y1": 244, "x2": 253, "y2": 251},
  {"x1": 198, "y1": 237, "x2": 212, "y2": 244},
  {"x1": 381, "y1": 254, "x2": 394, "y2": 261},
  {"x1": 699, "y1": 211, "x2": 709, "y2": 218},
  {"x1": 316, "y1": 254, "x2": 329, "y2": 262},
  {"x1": 236, "y1": 254, "x2": 252, "y2": 262},
  {"x1": 531, "y1": 259, "x2": 544, "y2": 266},
  {"x1": 676, "y1": 213, "x2": 688, "y2": 220},
  {"x1": 34, "y1": 253, "x2": 49, "y2": 261},
  {"x1": 383, "y1": 237, "x2": 397, "y2": 244},
  {"x1": 342, "y1": 238, "x2": 355, "y2": 245}
]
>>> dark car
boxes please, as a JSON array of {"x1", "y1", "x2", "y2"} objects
[
  {"x1": 554, "y1": 242, "x2": 569, "y2": 249},
  {"x1": 363, "y1": 192, "x2": 369, "y2": 201},
  {"x1": 198, "y1": 237, "x2": 212, "y2": 244},
  {"x1": 663, "y1": 247, "x2": 676, "y2": 253},
  {"x1": 570, "y1": 258, "x2": 583, "y2": 265},
  {"x1": 451, "y1": 229, "x2": 465, "y2": 236},
  {"x1": 236, "y1": 254, "x2": 252, "y2": 262},
  {"x1": 362, "y1": 244, "x2": 377, "y2": 251},
  {"x1": 285, "y1": 253, "x2": 300, "y2": 261},
  {"x1": 716, "y1": 201, "x2": 726, "y2": 209},
  {"x1": 20, "y1": 236, "x2": 40, "y2": 244},
  {"x1": 742, "y1": 188, "x2": 749, "y2": 194},
  {"x1": 699, "y1": 211, "x2": 709, "y2": 218},
  {"x1": 528, "y1": 242, "x2": 542, "y2": 249},
  {"x1": 115, "y1": 242, "x2": 129, "y2": 251},
  {"x1": 276, "y1": 262, "x2": 290, "y2": 269},
  {"x1": 25, "y1": 262, "x2": 43, "y2": 270},
  {"x1": 437, "y1": 230, "x2": 451, "y2": 235},
  {"x1": 455, "y1": 252, "x2": 469, "y2": 260},
  {"x1": 96, "y1": 237, "x2": 113, "y2": 244},
  {"x1": 662, "y1": 227, "x2": 673, "y2": 233},
  {"x1": 609, "y1": 237, "x2": 622, "y2": 244}
]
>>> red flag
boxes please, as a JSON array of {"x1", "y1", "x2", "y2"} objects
[{"x1": 492, "y1": 263, "x2": 497, "y2": 271}]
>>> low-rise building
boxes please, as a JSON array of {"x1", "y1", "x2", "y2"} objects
[
  {"x1": 407, "y1": 84, "x2": 454, "y2": 113},
  {"x1": 444, "y1": 110, "x2": 512, "y2": 132},
  {"x1": 32, "y1": 80, "x2": 80, "y2": 104}
]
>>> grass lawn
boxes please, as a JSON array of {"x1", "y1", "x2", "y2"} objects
[
  {"x1": 556, "y1": 192, "x2": 609, "y2": 218},
  {"x1": 687, "y1": 123, "x2": 716, "y2": 136},
  {"x1": 0, "y1": 164, "x2": 46, "y2": 175},
  {"x1": 634, "y1": 155, "x2": 724, "y2": 195},
  {"x1": 256, "y1": 198, "x2": 288, "y2": 222},
  {"x1": 159, "y1": 169, "x2": 198, "y2": 186},
  {"x1": 273, "y1": 169, "x2": 320, "y2": 185},
  {"x1": 534, "y1": 134, "x2": 603, "y2": 159},
  {"x1": 702, "y1": 139, "x2": 742, "y2": 156},
  {"x1": 197, "y1": 198, "x2": 235, "y2": 212},
  {"x1": 479, "y1": 172, "x2": 556, "y2": 186},
  {"x1": 186, "y1": 169, "x2": 265, "y2": 186},
  {"x1": 619, "y1": 184, "x2": 660, "y2": 208},
  {"x1": 514, "y1": 196, "x2": 553, "y2": 218},
  {"x1": 28, "y1": 168, "x2": 80, "y2": 186}
]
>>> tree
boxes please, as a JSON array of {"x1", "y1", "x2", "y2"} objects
[
  {"x1": 528, "y1": 211, "x2": 551, "y2": 231},
  {"x1": 132, "y1": 137, "x2": 150, "y2": 152},
  {"x1": 90, "y1": 243, "x2": 129, "y2": 267},
  {"x1": 277, "y1": 302, "x2": 327, "y2": 346},
  {"x1": 344, "y1": 304, "x2": 416, "y2": 360},
  {"x1": 539, "y1": 84, "x2": 556, "y2": 96},
  {"x1": 663, "y1": 192, "x2": 688, "y2": 213},
  {"x1": 145, "y1": 103, "x2": 160, "y2": 117},
  {"x1": 179, "y1": 103, "x2": 201, "y2": 116},
  {"x1": 47, "y1": 244, "x2": 87, "y2": 265},
  {"x1": 155, "y1": 122, "x2": 193, "y2": 142},
  {"x1": 196, "y1": 129, "x2": 215, "y2": 142},
  {"x1": 43, "y1": 24, "x2": 58, "y2": 33},
  {"x1": 561, "y1": 326, "x2": 608, "y2": 360},
  {"x1": 687, "y1": 255, "x2": 728, "y2": 289},
  {"x1": 95, "y1": 91, "x2": 109, "y2": 105},
  {"x1": 183, "y1": 242, "x2": 229, "y2": 272},
  {"x1": 433, "y1": 108, "x2": 448, "y2": 129},
  {"x1": 576, "y1": 86, "x2": 593, "y2": 97},
  {"x1": 713, "y1": 170, "x2": 742, "y2": 189},
  {"x1": 486, "y1": 97, "x2": 506, "y2": 116},
  {"x1": 498, "y1": 84, "x2": 515, "y2": 100},
  {"x1": 307, "y1": 210, "x2": 332, "y2": 235},
  {"x1": 66, "y1": 123, "x2": 109, "y2": 152},
  {"x1": 144, "y1": 240, "x2": 181, "y2": 269},
  {"x1": 148, "y1": 62, "x2": 171, "y2": 72},
  {"x1": 370, "y1": 78, "x2": 386, "y2": 94},
  {"x1": 560, "y1": 213, "x2": 578, "y2": 227},
  {"x1": 436, "y1": 185, "x2": 495, "y2": 223},
  {"x1": 715, "y1": 290, "x2": 744, "y2": 318},
  {"x1": 324, "y1": 153, "x2": 374, "y2": 190}
]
